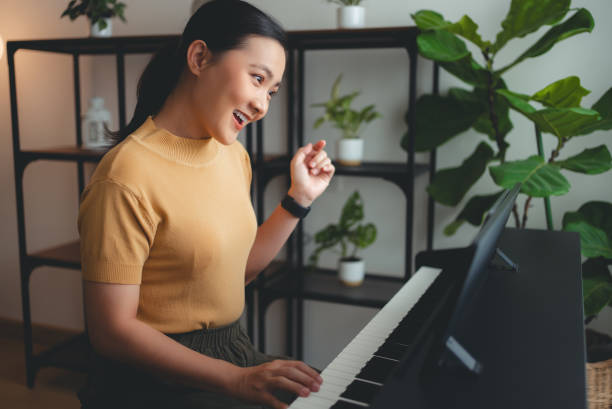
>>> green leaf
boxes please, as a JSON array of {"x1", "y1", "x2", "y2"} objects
[
  {"x1": 497, "y1": 89, "x2": 536, "y2": 113},
  {"x1": 417, "y1": 30, "x2": 469, "y2": 62},
  {"x1": 406, "y1": 90, "x2": 484, "y2": 152},
  {"x1": 331, "y1": 74, "x2": 342, "y2": 101},
  {"x1": 348, "y1": 223, "x2": 377, "y2": 250},
  {"x1": 412, "y1": 10, "x2": 449, "y2": 30},
  {"x1": 449, "y1": 15, "x2": 491, "y2": 50},
  {"x1": 492, "y1": 0, "x2": 570, "y2": 54},
  {"x1": 557, "y1": 145, "x2": 612, "y2": 175},
  {"x1": 531, "y1": 76, "x2": 590, "y2": 108},
  {"x1": 498, "y1": 90, "x2": 601, "y2": 138},
  {"x1": 413, "y1": 10, "x2": 491, "y2": 50},
  {"x1": 427, "y1": 142, "x2": 495, "y2": 206},
  {"x1": 490, "y1": 155, "x2": 570, "y2": 197},
  {"x1": 575, "y1": 87, "x2": 612, "y2": 135},
  {"x1": 339, "y1": 191, "x2": 363, "y2": 229},
  {"x1": 583, "y1": 274, "x2": 612, "y2": 317},
  {"x1": 444, "y1": 191, "x2": 505, "y2": 235},
  {"x1": 573, "y1": 202, "x2": 612, "y2": 238},
  {"x1": 439, "y1": 55, "x2": 489, "y2": 87},
  {"x1": 497, "y1": 8, "x2": 594, "y2": 74},
  {"x1": 563, "y1": 210, "x2": 612, "y2": 259},
  {"x1": 593, "y1": 87, "x2": 612, "y2": 119},
  {"x1": 532, "y1": 108, "x2": 601, "y2": 138}
]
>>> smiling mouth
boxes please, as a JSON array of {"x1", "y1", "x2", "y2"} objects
[{"x1": 233, "y1": 110, "x2": 248, "y2": 126}]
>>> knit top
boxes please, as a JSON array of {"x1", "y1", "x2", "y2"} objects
[{"x1": 78, "y1": 116, "x2": 257, "y2": 333}]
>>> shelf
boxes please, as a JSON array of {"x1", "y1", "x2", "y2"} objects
[
  {"x1": 7, "y1": 35, "x2": 179, "y2": 55},
  {"x1": 262, "y1": 266, "x2": 405, "y2": 309},
  {"x1": 288, "y1": 27, "x2": 418, "y2": 50},
  {"x1": 256, "y1": 155, "x2": 428, "y2": 177},
  {"x1": 7, "y1": 28, "x2": 419, "y2": 56},
  {"x1": 35, "y1": 332, "x2": 90, "y2": 372},
  {"x1": 28, "y1": 240, "x2": 81, "y2": 270},
  {"x1": 18, "y1": 146, "x2": 107, "y2": 164}
]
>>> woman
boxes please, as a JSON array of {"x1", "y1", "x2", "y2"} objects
[{"x1": 77, "y1": 1, "x2": 334, "y2": 408}]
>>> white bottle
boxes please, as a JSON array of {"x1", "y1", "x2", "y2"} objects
[{"x1": 82, "y1": 97, "x2": 112, "y2": 149}]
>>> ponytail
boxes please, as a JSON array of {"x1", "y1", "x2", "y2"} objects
[{"x1": 108, "y1": 38, "x2": 184, "y2": 144}]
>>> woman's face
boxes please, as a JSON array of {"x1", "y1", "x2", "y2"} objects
[{"x1": 190, "y1": 35, "x2": 286, "y2": 145}]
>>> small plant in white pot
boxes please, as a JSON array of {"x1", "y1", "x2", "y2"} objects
[
  {"x1": 309, "y1": 191, "x2": 377, "y2": 286},
  {"x1": 312, "y1": 74, "x2": 381, "y2": 166},
  {"x1": 61, "y1": 0, "x2": 127, "y2": 38},
  {"x1": 327, "y1": 0, "x2": 366, "y2": 29}
]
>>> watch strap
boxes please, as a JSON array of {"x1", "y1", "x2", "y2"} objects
[{"x1": 281, "y1": 194, "x2": 311, "y2": 218}]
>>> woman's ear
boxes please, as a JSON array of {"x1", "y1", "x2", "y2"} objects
[{"x1": 186, "y1": 39, "x2": 211, "y2": 76}]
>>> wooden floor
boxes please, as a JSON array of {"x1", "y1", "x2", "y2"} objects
[{"x1": 1, "y1": 322, "x2": 86, "y2": 409}]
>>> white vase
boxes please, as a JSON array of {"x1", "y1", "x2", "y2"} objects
[
  {"x1": 82, "y1": 97, "x2": 112, "y2": 149},
  {"x1": 90, "y1": 18, "x2": 112, "y2": 37},
  {"x1": 337, "y1": 138, "x2": 364, "y2": 166},
  {"x1": 338, "y1": 258, "x2": 365, "y2": 286},
  {"x1": 337, "y1": 6, "x2": 365, "y2": 29}
]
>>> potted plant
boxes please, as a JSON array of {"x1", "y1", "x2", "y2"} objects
[
  {"x1": 312, "y1": 74, "x2": 381, "y2": 166},
  {"x1": 309, "y1": 191, "x2": 377, "y2": 286},
  {"x1": 61, "y1": 0, "x2": 127, "y2": 37},
  {"x1": 405, "y1": 0, "x2": 612, "y2": 324},
  {"x1": 327, "y1": 0, "x2": 366, "y2": 29}
]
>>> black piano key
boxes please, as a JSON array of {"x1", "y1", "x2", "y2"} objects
[
  {"x1": 356, "y1": 356, "x2": 398, "y2": 384},
  {"x1": 330, "y1": 400, "x2": 365, "y2": 409},
  {"x1": 375, "y1": 341, "x2": 410, "y2": 360},
  {"x1": 341, "y1": 379, "x2": 382, "y2": 404}
]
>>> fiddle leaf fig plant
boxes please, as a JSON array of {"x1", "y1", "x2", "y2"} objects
[
  {"x1": 312, "y1": 74, "x2": 381, "y2": 139},
  {"x1": 406, "y1": 0, "x2": 612, "y2": 320},
  {"x1": 309, "y1": 191, "x2": 377, "y2": 266},
  {"x1": 61, "y1": 0, "x2": 127, "y2": 31},
  {"x1": 403, "y1": 0, "x2": 612, "y2": 238}
]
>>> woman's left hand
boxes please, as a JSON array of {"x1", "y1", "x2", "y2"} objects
[{"x1": 288, "y1": 140, "x2": 335, "y2": 207}]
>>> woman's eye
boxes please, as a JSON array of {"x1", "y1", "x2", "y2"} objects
[
  {"x1": 253, "y1": 74, "x2": 264, "y2": 83},
  {"x1": 269, "y1": 89, "x2": 278, "y2": 97}
]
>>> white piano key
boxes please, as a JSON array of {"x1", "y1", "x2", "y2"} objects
[{"x1": 288, "y1": 267, "x2": 442, "y2": 408}]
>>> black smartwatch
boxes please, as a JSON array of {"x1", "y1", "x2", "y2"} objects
[{"x1": 281, "y1": 194, "x2": 311, "y2": 219}]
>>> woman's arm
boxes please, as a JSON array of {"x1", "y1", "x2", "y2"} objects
[
  {"x1": 84, "y1": 281, "x2": 321, "y2": 409},
  {"x1": 245, "y1": 140, "x2": 335, "y2": 283}
]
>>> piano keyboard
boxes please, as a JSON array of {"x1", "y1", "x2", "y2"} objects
[{"x1": 290, "y1": 266, "x2": 444, "y2": 409}]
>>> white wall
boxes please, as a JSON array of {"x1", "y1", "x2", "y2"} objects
[{"x1": 1, "y1": 0, "x2": 610, "y2": 370}]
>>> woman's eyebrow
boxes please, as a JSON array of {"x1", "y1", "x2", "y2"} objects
[{"x1": 249, "y1": 63, "x2": 282, "y2": 87}]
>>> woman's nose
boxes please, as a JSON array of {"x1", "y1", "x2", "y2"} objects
[{"x1": 250, "y1": 93, "x2": 267, "y2": 119}]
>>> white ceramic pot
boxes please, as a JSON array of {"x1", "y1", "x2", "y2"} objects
[
  {"x1": 91, "y1": 18, "x2": 112, "y2": 37},
  {"x1": 337, "y1": 6, "x2": 365, "y2": 29},
  {"x1": 339, "y1": 258, "x2": 365, "y2": 286},
  {"x1": 337, "y1": 138, "x2": 364, "y2": 166}
]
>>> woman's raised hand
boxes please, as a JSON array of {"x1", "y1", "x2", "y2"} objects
[
  {"x1": 288, "y1": 140, "x2": 335, "y2": 207},
  {"x1": 230, "y1": 359, "x2": 322, "y2": 409}
]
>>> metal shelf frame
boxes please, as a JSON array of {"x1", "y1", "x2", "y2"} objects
[{"x1": 252, "y1": 27, "x2": 439, "y2": 359}]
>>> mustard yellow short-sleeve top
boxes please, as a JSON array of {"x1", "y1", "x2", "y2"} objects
[{"x1": 78, "y1": 117, "x2": 257, "y2": 333}]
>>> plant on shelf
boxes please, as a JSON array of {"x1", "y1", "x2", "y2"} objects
[
  {"x1": 404, "y1": 0, "x2": 612, "y2": 320},
  {"x1": 61, "y1": 0, "x2": 127, "y2": 37},
  {"x1": 312, "y1": 74, "x2": 381, "y2": 165},
  {"x1": 308, "y1": 191, "x2": 377, "y2": 286}
]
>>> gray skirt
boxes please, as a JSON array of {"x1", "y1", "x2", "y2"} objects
[{"x1": 78, "y1": 320, "x2": 296, "y2": 409}]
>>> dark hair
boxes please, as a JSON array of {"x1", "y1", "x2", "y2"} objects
[{"x1": 109, "y1": 0, "x2": 287, "y2": 144}]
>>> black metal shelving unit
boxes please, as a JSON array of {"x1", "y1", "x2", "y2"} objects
[
  {"x1": 252, "y1": 27, "x2": 439, "y2": 359},
  {"x1": 7, "y1": 27, "x2": 438, "y2": 387}
]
